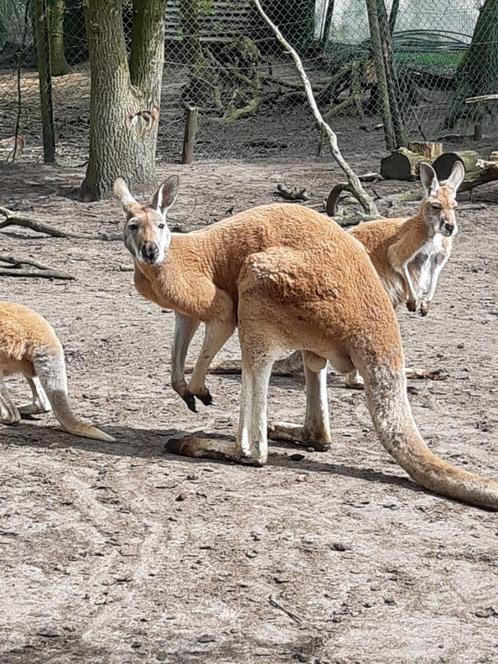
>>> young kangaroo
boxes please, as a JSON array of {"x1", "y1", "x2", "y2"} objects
[
  {"x1": 0, "y1": 301, "x2": 114, "y2": 442},
  {"x1": 114, "y1": 180, "x2": 497, "y2": 509},
  {"x1": 165, "y1": 211, "x2": 498, "y2": 510},
  {"x1": 202, "y1": 161, "x2": 463, "y2": 385}
]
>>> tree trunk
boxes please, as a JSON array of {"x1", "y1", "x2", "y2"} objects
[
  {"x1": 365, "y1": 0, "x2": 395, "y2": 149},
  {"x1": 34, "y1": 0, "x2": 55, "y2": 163},
  {"x1": 80, "y1": 0, "x2": 166, "y2": 201},
  {"x1": 445, "y1": 0, "x2": 498, "y2": 128},
  {"x1": 376, "y1": 0, "x2": 406, "y2": 147},
  {"x1": 49, "y1": 0, "x2": 71, "y2": 76}
]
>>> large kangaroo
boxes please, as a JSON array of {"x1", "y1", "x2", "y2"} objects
[
  {"x1": 203, "y1": 161, "x2": 463, "y2": 384},
  {"x1": 0, "y1": 301, "x2": 114, "y2": 441},
  {"x1": 115, "y1": 179, "x2": 498, "y2": 509}
]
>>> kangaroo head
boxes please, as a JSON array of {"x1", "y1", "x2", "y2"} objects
[
  {"x1": 419, "y1": 161, "x2": 465, "y2": 238},
  {"x1": 114, "y1": 176, "x2": 179, "y2": 265}
]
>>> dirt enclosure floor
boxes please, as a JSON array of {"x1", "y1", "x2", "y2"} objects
[{"x1": 0, "y1": 149, "x2": 498, "y2": 663}]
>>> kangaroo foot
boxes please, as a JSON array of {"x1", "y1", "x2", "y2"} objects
[
  {"x1": 268, "y1": 421, "x2": 331, "y2": 451},
  {"x1": 18, "y1": 402, "x2": 51, "y2": 416},
  {"x1": 166, "y1": 434, "x2": 265, "y2": 465},
  {"x1": 0, "y1": 401, "x2": 21, "y2": 425}
]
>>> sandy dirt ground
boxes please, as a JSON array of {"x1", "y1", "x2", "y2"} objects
[{"x1": 0, "y1": 148, "x2": 497, "y2": 663}]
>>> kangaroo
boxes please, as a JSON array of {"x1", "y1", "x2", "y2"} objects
[
  {"x1": 0, "y1": 301, "x2": 114, "y2": 442},
  {"x1": 115, "y1": 180, "x2": 497, "y2": 509},
  {"x1": 200, "y1": 161, "x2": 463, "y2": 386},
  {"x1": 165, "y1": 212, "x2": 498, "y2": 510},
  {"x1": 343, "y1": 159, "x2": 462, "y2": 385}
]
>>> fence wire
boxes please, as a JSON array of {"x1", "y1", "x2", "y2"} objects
[{"x1": 0, "y1": 0, "x2": 497, "y2": 166}]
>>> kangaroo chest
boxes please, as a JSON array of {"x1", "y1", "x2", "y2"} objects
[{"x1": 407, "y1": 234, "x2": 448, "y2": 297}]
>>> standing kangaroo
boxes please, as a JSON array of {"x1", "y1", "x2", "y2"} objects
[
  {"x1": 0, "y1": 301, "x2": 114, "y2": 442},
  {"x1": 202, "y1": 161, "x2": 464, "y2": 384},
  {"x1": 116, "y1": 179, "x2": 498, "y2": 509}
]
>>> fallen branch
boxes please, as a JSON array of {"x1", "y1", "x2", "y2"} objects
[
  {"x1": 0, "y1": 207, "x2": 120, "y2": 241},
  {"x1": 0, "y1": 207, "x2": 85, "y2": 238},
  {"x1": 252, "y1": 0, "x2": 378, "y2": 216},
  {"x1": 0, "y1": 255, "x2": 74, "y2": 280}
]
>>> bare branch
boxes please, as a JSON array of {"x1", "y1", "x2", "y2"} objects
[{"x1": 252, "y1": 0, "x2": 378, "y2": 216}]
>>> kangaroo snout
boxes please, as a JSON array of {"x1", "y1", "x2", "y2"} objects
[
  {"x1": 141, "y1": 242, "x2": 159, "y2": 263},
  {"x1": 440, "y1": 220, "x2": 455, "y2": 236}
]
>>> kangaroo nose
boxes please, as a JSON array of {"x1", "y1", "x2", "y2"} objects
[
  {"x1": 142, "y1": 243, "x2": 159, "y2": 262},
  {"x1": 443, "y1": 222, "x2": 454, "y2": 235}
]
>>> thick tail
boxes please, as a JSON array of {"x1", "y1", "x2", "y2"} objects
[
  {"x1": 363, "y1": 362, "x2": 498, "y2": 510},
  {"x1": 33, "y1": 349, "x2": 115, "y2": 443}
]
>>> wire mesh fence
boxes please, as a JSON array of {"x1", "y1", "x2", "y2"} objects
[{"x1": 0, "y1": 0, "x2": 497, "y2": 166}]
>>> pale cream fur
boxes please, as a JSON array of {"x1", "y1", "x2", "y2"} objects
[
  {"x1": 116, "y1": 176, "x2": 498, "y2": 509},
  {"x1": 0, "y1": 301, "x2": 114, "y2": 442}
]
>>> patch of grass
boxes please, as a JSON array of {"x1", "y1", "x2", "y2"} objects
[{"x1": 394, "y1": 51, "x2": 465, "y2": 71}]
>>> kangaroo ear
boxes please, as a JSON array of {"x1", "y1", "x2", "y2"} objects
[
  {"x1": 445, "y1": 160, "x2": 465, "y2": 192},
  {"x1": 113, "y1": 178, "x2": 138, "y2": 213},
  {"x1": 152, "y1": 175, "x2": 179, "y2": 216},
  {"x1": 419, "y1": 162, "x2": 439, "y2": 196}
]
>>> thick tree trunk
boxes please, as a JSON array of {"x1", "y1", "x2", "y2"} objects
[
  {"x1": 445, "y1": 0, "x2": 498, "y2": 128},
  {"x1": 80, "y1": 0, "x2": 165, "y2": 201},
  {"x1": 49, "y1": 0, "x2": 71, "y2": 76},
  {"x1": 34, "y1": 0, "x2": 55, "y2": 163}
]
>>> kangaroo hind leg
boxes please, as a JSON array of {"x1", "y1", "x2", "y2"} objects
[
  {"x1": 18, "y1": 376, "x2": 52, "y2": 416},
  {"x1": 269, "y1": 351, "x2": 332, "y2": 451},
  {"x1": 0, "y1": 375, "x2": 21, "y2": 424}
]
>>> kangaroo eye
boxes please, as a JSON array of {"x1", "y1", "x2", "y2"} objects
[
  {"x1": 128, "y1": 223, "x2": 139, "y2": 231},
  {"x1": 430, "y1": 202, "x2": 442, "y2": 211},
  {"x1": 158, "y1": 223, "x2": 165, "y2": 229}
]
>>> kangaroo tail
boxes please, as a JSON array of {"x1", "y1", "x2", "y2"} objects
[
  {"x1": 363, "y1": 362, "x2": 498, "y2": 510},
  {"x1": 33, "y1": 349, "x2": 115, "y2": 443}
]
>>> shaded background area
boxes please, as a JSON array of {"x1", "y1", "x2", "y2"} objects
[{"x1": 0, "y1": 0, "x2": 497, "y2": 166}]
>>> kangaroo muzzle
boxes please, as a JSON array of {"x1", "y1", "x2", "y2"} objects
[
  {"x1": 141, "y1": 242, "x2": 160, "y2": 264},
  {"x1": 440, "y1": 220, "x2": 455, "y2": 236}
]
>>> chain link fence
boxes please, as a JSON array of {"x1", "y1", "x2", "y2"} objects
[{"x1": 0, "y1": 0, "x2": 496, "y2": 166}]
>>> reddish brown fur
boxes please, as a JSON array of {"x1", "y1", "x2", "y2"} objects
[{"x1": 118, "y1": 181, "x2": 498, "y2": 509}]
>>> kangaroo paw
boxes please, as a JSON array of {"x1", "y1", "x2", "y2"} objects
[
  {"x1": 418, "y1": 301, "x2": 430, "y2": 317},
  {"x1": 196, "y1": 391, "x2": 213, "y2": 406},
  {"x1": 182, "y1": 392, "x2": 197, "y2": 413}
]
